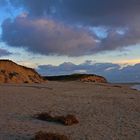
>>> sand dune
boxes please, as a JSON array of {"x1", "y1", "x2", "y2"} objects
[
  {"x1": 44, "y1": 74, "x2": 107, "y2": 83},
  {"x1": 0, "y1": 60, "x2": 44, "y2": 84},
  {"x1": 0, "y1": 81, "x2": 140, "y2": 140}
]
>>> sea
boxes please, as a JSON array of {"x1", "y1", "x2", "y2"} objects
[{"x1": 132, "y1": 85, "x2": 140, "y2": 91}]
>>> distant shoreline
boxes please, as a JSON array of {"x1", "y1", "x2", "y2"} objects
[
  {"x1": 131, "y1": 84, "x2": 140, "y2": 91},
  {"x1": 108, "y1": 82, "x2": 140, "y2": 91}
]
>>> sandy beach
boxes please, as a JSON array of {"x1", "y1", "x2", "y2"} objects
[{"x1": 0, "y1": 81, "x2": 140, "y2": 140}]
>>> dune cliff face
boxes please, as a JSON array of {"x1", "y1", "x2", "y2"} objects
[
  {"x1": 0, "y1": 60, "x2": 44, "y2": 84},
  {"x1": 79, "y1": 75, "x2": 107, "y2": 83}
]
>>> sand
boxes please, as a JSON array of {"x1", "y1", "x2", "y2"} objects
[{"x1": 0, "y1": 81, "x2": 140, "y2": 140}]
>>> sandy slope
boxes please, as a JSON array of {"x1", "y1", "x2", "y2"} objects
[
  {"x1": 0, "y1": 60, "x2": 44, "y2": 84},
  {"x1": 0, "y1": 82, "x2": 140, "y2": 140}
]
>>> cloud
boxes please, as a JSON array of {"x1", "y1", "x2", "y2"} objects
[
  {"x1": 2, "y1": 15, "x2": 140, "y2": 56},
  {"x1": 1, "y1": 15, "x2": 99, "y2": 56},
  {"x1": 0, "y1": 48, "x2": 12, "y2": 56},
  {"x1": 58, "y1": 0, "x2": 140, "y2": 27},
  {"x1": 99, "y1": 27, "x2": 140, "y2": 51},
  {"x1": 37, "y1": 61, "x2": 140, "y2": 83},
  {"x1": 1, "y1": 0, "x2": 140, "y2": 56},
  {"x1": 5, "y1": 0, "x2": 140, "y2": 27}
]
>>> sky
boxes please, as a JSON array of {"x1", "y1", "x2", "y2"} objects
[{"x1": 0, "y1": 0, "x2": 140, "y2": 83}]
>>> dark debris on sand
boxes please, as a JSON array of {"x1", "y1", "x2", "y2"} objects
[
  {"x1": 35, "y1": 113, "x2": 79, "y2": 126},
  {"x1": 33, "y1": 131, "x2": 69, "y2": 140}
]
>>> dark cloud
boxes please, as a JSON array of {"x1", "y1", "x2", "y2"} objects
[
  {"x1": 0, "y1": 48, "x2": 12, "y2": 56},
  {"x1": 58, "y1": 0, "x2": 140, "y2": 27},
  {"x1": 1, "y1": 0, "x2": 140, "y2": 27},
  {"x1": 37, "y1": 61, "x2": 140, "y2": 83},
  {"x1": 2, "y1": 15, "x2": 140, "y2": 56},
  {"x1": 1, "y1": 0, "x2": 140, "y2": 56},
  {"x1": 99, "y1": 27, "x2": 140, "y2": 51},
  {"x1": 5, "y1": 0, "x2": 140, "y2": 27},
  {"x1": 1, "y1": 15, "x2": 99, "y2": 56}
]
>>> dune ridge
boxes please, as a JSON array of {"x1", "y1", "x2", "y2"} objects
[{"x1": 44, "y1": 74, "x2": 107, "y2": 83}]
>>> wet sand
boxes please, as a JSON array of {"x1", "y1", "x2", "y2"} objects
[{"x1": 0, "y1": 81, "x2": 140, "y2": 140}]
